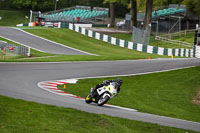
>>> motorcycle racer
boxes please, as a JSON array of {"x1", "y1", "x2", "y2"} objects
[{"x1": 91, "y1": 78, "x2": 122, "y2": 97}]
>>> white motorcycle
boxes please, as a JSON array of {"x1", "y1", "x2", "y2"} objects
[{"x1": 85, "y1": 82, "x2": 119, "y2": 106}]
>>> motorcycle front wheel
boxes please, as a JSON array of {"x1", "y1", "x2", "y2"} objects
[
  {"x1": 97, "y1": 95, "x2": 110, "y2": 106},
  {"x1": 85, "y1": 94, "x2": 92, "y2": 104}
]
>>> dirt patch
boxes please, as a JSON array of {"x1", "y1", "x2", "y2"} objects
[{"x1": 192, "y1": 88, "x2": 200, "y2": 105}]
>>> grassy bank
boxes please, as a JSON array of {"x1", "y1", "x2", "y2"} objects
[
  {"x1": 0, "y1": 10, "x2": 29, "y2": 26},
  {"x1": 1, "y1": 27, "x2": 169, "y2": 62},
  {"x1": 24, "y1": 28, "x2": 167, "y2": 59},
  {"x1": 58, "y1": 67, "x2": 200, "y2": 122},
  {"x1": 0, "y1": 95, "x2": 197, "y2": 133}
]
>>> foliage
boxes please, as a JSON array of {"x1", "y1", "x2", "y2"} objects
[
  {"x1": 104, "y1": 0, "x2": 128, "y2": 5},
  {"x1": 8, "y1": 0, "x2": 105, "y2": 12},
  {"x1": 183, "y1": 0, "x2": 200, "y2": 17},
  {"x1": 10, "y1": 0, "x2": 54, "y2": 11}
]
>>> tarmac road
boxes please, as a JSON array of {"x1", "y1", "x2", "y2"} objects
[
  {"x1": 0, "y1": 58, "x2": 200, "y2": 131},
  {"x1": 0, "y1": 27, "x2": 93, "y2": 55}
]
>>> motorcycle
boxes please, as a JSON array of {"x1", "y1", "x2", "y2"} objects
[{"x1": 85, "y1": 82, "x2": 118, "y2": 106}]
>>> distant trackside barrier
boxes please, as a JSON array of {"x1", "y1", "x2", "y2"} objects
[
  {"x1": 0, "y1": 41, "x2": 30, "y2": 58},
  {"x1": 67, "y1": 23, "x2": 200, "y2": 58}
]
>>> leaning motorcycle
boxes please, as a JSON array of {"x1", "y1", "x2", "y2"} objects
[{"x1": 85, "y1": 82, "x2": 118, "y2": 106}]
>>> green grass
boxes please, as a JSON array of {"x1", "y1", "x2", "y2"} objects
[
  {"x1": 0, "y1": 27, "x2": 169, "y2": 62},
  {"x1": 0, "y1": 95, "x2": 197, "y2": 133},
  {"x1": 172, "y1": 32, "x2": 195, "y2": 43},
  {"x1": 21, "y1": 28, "x2": 168, "y2": 61},
  {"x1": 109, "y1": 33, "x2": 194, "y2": 49},
  {"x1": 58, "y1": 67, "x2": 200, "y2": 122},
  {"x1": 0, "y1": 10, "x2": 29, "y2": 26}
]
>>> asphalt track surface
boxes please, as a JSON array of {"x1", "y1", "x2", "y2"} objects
[
  {"x1": 0, "y1": 27, "x2": 200, "y2": 131},
  {"x1": 0, "y1": 27, "x2": 92, "y2": 55},
  {"x1": 0, "y1": 59, "x2": 200, "y2": 132}
]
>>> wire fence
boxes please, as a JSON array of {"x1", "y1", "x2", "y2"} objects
[
  {"x1": 0, "y1": 41, "x2": 30, "y2": 59},
  {"x1": 131, "y1": 26, "x2": 151, "y2": 45}
]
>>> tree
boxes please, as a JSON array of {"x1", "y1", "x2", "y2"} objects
[
  {"x1": 144, "y1": 0, "x2": 153, "y2": 30},
  {"x1": 104, "y1": 0, "x2": 117, "y2": 27},
  {"x1": 109, "y1": 2, "x2": 115, "y2": 27},
  {"x1": 104, "y1": 0, "x2": 127, "y2": 27},
  {"x1": 130, "y1": 0, "x2": 137, "y2": 27},
  {"x1": 183, "y1": 0, "x2": 200, "y2": 18}
]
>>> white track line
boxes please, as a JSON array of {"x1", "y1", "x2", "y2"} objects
[
  {"x1": 38, "y1": 66, "x2": 197, "y2": 112},
  {"x1": 0, "y1": 35, "x2": 44, "y2": 52},
  {"x1": 14, "y1": 27, "x2": 98, "y2": 56},
  {"x1": 75, "y1": 66, "x2": 196, "y2": 80},
  {"x1": 37, "y1": 79, "x2": 137, "y2": 111}
]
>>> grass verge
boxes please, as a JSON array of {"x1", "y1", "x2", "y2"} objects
[
  {"x1": 0, "y1": 95, "x2": 197, "y2": 133},
  {"x1": 20, "y1": 28, "x2": 169, "y2": 61},
  {"x1": 58, "y1": 66, "x2": 200, "y2": 122}
]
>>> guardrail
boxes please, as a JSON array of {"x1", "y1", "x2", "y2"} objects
[
  {"x1": 160, "y1": 28, "x2": 199, "y2": 38},
  {"x1": 155, "y1": 29, "x2": 199, "y2": 48},
  {"x1": 155, "y1": 36, "x2": 193, "y2": 48},
  {"x1": 0, "y1": 41, "x2": 30, "y2": 58}
]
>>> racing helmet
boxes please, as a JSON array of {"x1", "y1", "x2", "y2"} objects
[{"x1": 116, "y1": 78, "x2": 122, "y2": 86}]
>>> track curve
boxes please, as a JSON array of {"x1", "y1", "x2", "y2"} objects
[
  {"x1": 0, "y1": 27, "x2": 93, "y2": 55},
  {"x1": 0, "y1": 58, "x2": 200, "y2": 131}
]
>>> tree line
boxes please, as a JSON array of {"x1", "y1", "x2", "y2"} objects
[
  {"x1": 0, "y1": 0, "x2": 199, "y2": 29},
  {"x1": 1, "y1": 0, "x2": 199, "y2": 16}
]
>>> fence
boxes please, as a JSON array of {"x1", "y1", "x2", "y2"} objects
[
  {"x1": 155, "y1": 36, "x2": 193, "y2": 48},
  {"x1": 155, "y1": 28, "x2": 198, "y2": 48},
  {"x1": 68, "y1": 23, "x2": 200, "y2": 58},
  {"x1": 0, "y1": 41, "x2": 30, "y2": 58},
  {"x1": 132, "y1": 26, "x2": 151, "y2": 45}
]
